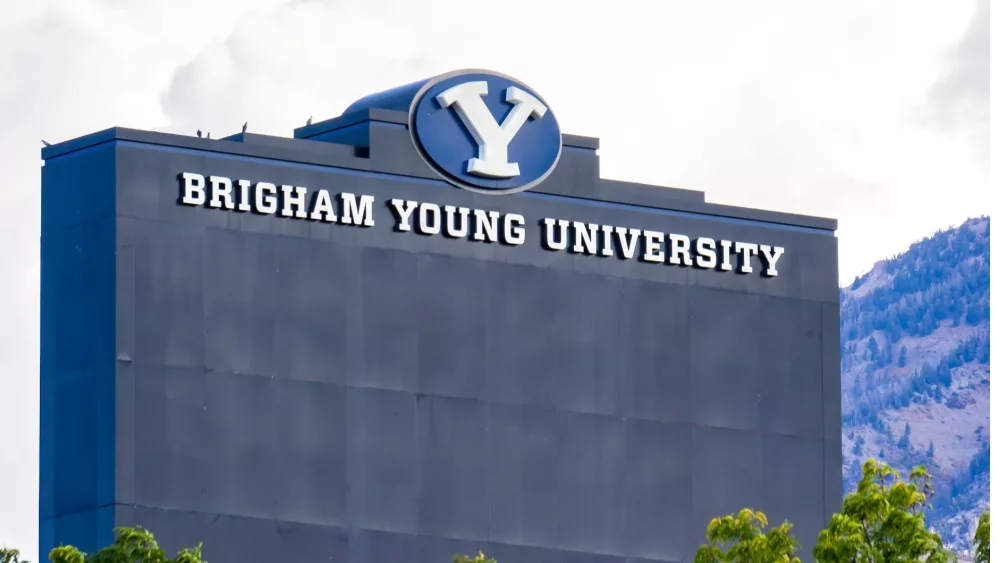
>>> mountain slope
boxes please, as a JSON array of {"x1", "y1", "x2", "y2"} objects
[{"x1": 839, "y1": 216, "x2": 990, "y2": 554}]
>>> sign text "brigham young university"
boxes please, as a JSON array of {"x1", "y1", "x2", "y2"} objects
[{"x1": 179, "y1": 172, "x2": 786, "y2": 276}]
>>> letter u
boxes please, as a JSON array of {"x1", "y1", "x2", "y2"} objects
[
  {"x1": 444, "y1": 205, "x2": 469, "y2": 238},
  {"x1": 543, "y1": 218, "x2": 569, "y2": 251}
]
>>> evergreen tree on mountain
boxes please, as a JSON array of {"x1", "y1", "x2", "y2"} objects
[{"x1": 898, "y1": 422, "x2": 911, "y2": 450}]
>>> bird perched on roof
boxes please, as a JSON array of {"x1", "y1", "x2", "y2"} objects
[
  {"x1": 242, "y1": 122, "x2": 248, "y2": 133},
  {"x1": 306, "y1": 116, "x2": 313, "y2": 126},
  {"x1": 196, "y1": 129, "x2": 202, "y2": 138}
]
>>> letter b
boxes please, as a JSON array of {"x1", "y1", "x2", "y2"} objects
[{"x1": 180, "y1": 172, "x2": 206, "y2": 206}]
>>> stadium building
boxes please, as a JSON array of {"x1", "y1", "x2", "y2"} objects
[{"x1": 39, "y1": 69, "x2": 842, "y2": 562}]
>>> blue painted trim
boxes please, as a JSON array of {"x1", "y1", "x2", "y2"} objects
[{"x1": 54, "y1": 139, "x2": 833, "y2": 235}]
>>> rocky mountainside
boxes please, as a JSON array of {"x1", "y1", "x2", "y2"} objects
[{"x1": 839, "y1": 216, "x2": 990, "y2": 555}]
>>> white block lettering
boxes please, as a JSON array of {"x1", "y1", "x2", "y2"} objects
[
  {"x1": 341, "y1": 193, "x2": 375, "y2": 227},
  {"x1": 735, "y1": 242, "x2": 759, "y2": 274},
  {"x1": 641, "y1": 230, "x2": 665, "y2": 263},
  {"x1": 181, "y1": 172, "x2": 206, "y2": 206},
  {"x1": 543, "y1": 218, "x2": 569, "y2": 251},
  {"x1": 503, "y1": 213, "x2": 525, "y2": 245},
  {"x1": 668, "y1": 233, "x2": 692, "y2": 266},
  {"x1": 236, "y1": 179, "x2": 252, "y2": 212},
  {"x1": 255, "y1": 182, "x2": 278, "y2": 214},
  {"x1": 390, "y1": 199, "x2": 418, "y2": 231},
  {"x1": 615, "y1": 227, "x2": 642, "y2": 260},
  {"x1": 172, "y1": 173, "x2": 791, "y2": 282},
  {"x1": 280, "y1": 185, "x2": 309, "y2": 219},
  {"x1": 572, "y1": 222, "x2": 599, "y2": 255},
  {"x1": 209, "y1": 176, "x2": 234, "y2": 210},
  {"x1": 695, "y1": 237, "x2": 717, "y2": 269},
  {"x1": 474, "y1": 209, "x2": 500, "y2": 242},
  {"x1": 309, "y1": 190, "x2": 338, "y2": 222},
  {"x1": 444, "y1": 205, "x2": 469, "y2": 238},
  {"x1": 719, "y1": 239, "x2": 734, "y2": 271},
  {"x1": 760, "y1": 245, "x2": 785, "y2": 277},
  {"x1": 600, "y1": 225, "x2": 615, "y2": 257},
  {"x1": 419, "y1": 203, "x2": 441, "y2": 235}
]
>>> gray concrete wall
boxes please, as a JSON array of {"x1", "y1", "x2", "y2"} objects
[{"x1": 40, "y1": 119, "x2": 840, "y2": 563}]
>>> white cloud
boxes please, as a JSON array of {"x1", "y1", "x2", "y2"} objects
[
  {"x1": 921, "y1": 0, "x2": 989, "y2": 162},
  {"x1": 0, "y1": 0, "x2": 989, "y2": 560}
]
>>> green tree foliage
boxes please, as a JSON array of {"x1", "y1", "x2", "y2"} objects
[
  {"x1": 973, "y1": 511, "x2": 988, "y2": 563},
  {"x1": 452, "y1": 552, "x2": 496, "y2": 563},
  {"x1": 1, "y1": 548, "x2": 29, "y2": 563},
  {"x1": 814, "y1": 459, "x2": 955, "y2": 563},
  {"x1": 693, "y1": 508, "x2": 801, "y2": 563},
  {"x1": 49, "y1": 527, "x2": 204, "y2": 563}
]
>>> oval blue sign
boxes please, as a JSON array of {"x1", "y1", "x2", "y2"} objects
[{"x1": 408, "y1": 70, "x2": 562, "y2": 195}]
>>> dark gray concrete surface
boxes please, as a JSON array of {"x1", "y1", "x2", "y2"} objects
[{"x1": 40, "y1": 108, "x2": 840, "y2": 563}]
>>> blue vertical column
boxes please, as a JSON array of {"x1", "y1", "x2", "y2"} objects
[{"x1": 39, "y1": 140, "x2": 118, "y2": 558}]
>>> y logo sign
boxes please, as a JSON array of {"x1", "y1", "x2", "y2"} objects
[
  {"x1": 436, "y1": 82, "x2": 548, "y2": 179},
  {"x1": 409, "y1": 70, "x2": 562, "y2": 195}
]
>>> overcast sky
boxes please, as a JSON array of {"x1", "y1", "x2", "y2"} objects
[{"x1": 0, "y1": 0, "x2": 990, "y2": 559}]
